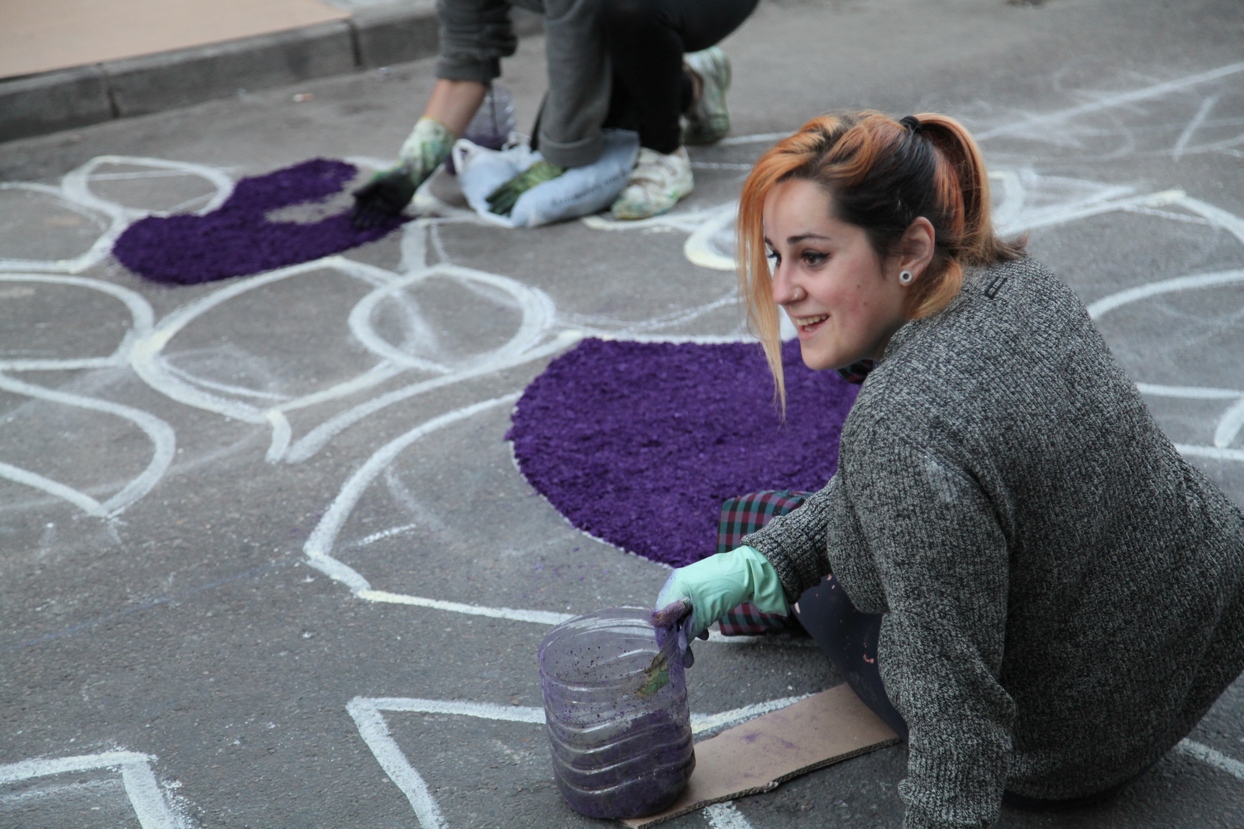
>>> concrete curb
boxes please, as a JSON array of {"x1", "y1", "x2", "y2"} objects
[{"x1": 0, "y1": 3, "x2": 540, "y2": 144}]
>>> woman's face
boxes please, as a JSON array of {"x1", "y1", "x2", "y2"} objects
[{"x1": 763, "y1": 178, "x2": 910, "y2": 371}]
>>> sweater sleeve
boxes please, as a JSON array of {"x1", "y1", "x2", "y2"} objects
[
  {"x1": 740, "y1": 477, "x2": 838, "y2": 601},
  {"x1": 848, "y1": 433, "x2": 1017, "y2": 829},
  {"x1": 436, "y1": 0, "x2": 518, "y2": 82}
]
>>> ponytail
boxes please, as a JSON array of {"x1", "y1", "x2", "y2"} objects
[{"x1": 908, "y1": 113, "x2": 1025, "y2": 319}]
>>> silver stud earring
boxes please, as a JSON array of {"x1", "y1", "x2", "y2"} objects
[{"x1": 899, "y1": 270, "x2": 914, "y2": 285}]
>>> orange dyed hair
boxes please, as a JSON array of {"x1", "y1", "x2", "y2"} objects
[{"x1": 737, "y1": 111, "x2": 1025, "y2": 405}]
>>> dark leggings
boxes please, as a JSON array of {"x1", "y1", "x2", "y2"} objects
[
  {"x1": 792, "y1": 575, "x2": 1149, "y2": 812},
  {"x1": 601, "y1": 0, "x2": 758, "y2": 152}
]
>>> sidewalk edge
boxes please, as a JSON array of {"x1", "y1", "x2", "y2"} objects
[{"x1": 0, "y1": 4, "x2": 448, "y2": 145}]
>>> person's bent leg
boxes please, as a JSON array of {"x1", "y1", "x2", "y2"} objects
[
  {"x1": 603, "y1": 0, "x2": 756, "y2": 218},
  {"x1": 792, "y1": 575, "x2": 909, "y2": 740},
  {"x1": 604, "y1": 0, "x2": 685, "y2": 154},
  {"x1": 604, "y1": 0, "x2": 756, "y2": 151}
]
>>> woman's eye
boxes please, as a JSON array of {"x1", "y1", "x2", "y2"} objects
[
  {"x1": 765, "y1": 250, "x2": 780, "y2": 267},
  {"x1": 801, "y1": 251, "x2": 828, "y2": 265}
]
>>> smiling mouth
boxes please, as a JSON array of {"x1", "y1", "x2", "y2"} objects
[{"x1": 792, "y1": 314, "x2": 828, "y2": 331}]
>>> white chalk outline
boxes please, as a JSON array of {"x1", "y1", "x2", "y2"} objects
[
  {"x1": 127, "y1": 254, "x2": 567, "y2": 465},
  {"x1": 346, "y1": 694, "x2": 803, "y2": 829},
  {"x1": 0, "y1": 372, "x2": 176, "y2": 518},
  {"x1": 0, "y1": 274, "x2": 171, "y2": 517},
  {"x1": 0, "y1": 751, "x2": 187, "y2": 829},
  {"x1": 348, "y1": 690, "x2": 1244, "y2": 829},
  {"x1": 0, "y1": 156, "x2": 232, "y2": 275},
  {"x1": 1176, "y1": 739, "x2": 1244, "y2": 782},
  {"x1": 301, "y1": 393, "x2": 580, "y2": 625},
  {"x1": 1088, "y1": 268, "x2": 1244, "y2": 461},
  {"x1": 683, "y1": 202, "x2": 738, "y2": 272},
  {"x1": 974, "y1": 61, "x2": 1244, "y2": 141},
  {"x1": 128, "y1": 257, "x2": 396, "y2": 452},
  {"x1": 0, "y1": 274, "x2": 154, "y2": 371}
]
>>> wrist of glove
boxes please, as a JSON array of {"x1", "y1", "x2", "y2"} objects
[
  {"x1": 485, "y1": 159, "x2": 565, "y2": 216},
  {"x1": 652, "y1": 546, "x2": 788, "y2": 665}
]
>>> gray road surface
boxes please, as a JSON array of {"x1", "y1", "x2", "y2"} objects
[{"x1": 2, "y1": 0, "x2": 1243, "y2": 827}]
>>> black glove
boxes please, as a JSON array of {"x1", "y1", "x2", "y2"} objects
[{"x1": 351, "y1": 169, "x2": 417, "y2": 229}]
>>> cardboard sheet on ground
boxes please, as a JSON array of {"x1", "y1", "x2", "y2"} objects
[{"x1": 622, "y1": 683, "x2": 901, "y2": 828}]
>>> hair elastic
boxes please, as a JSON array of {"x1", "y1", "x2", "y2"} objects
[{"x1": 899, "y1": 115, "x2": 923, "y2": 134}]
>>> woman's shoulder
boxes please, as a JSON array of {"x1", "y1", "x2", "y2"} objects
[
  {"x1": 958, "y1": 256, "x2": 1072, "y2": 309},
  {"x1": 850, "y1": 257, "x2": 1084, "y2": 442},
  {"x1": 901, "y1": 256, "x2": 1088, "y2": 355}
]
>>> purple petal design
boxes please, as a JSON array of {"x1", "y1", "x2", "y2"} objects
[
  {"x1": 112, "y1": 158, "x2": 404, "y2": 285},
  {"x1": 507, "y1": 338, "x2": 859, "y2": 566}
]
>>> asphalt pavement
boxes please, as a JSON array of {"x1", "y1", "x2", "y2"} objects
[{"x1": 2, "y1": 0, "x2": 1243, "y2": 827}]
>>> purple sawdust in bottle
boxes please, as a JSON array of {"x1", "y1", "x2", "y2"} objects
[{"x1": 538, "y1": 607, "x2": 695, "y2": 820}]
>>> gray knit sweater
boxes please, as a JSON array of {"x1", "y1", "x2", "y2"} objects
[{"x1": 744, "y1": 257, "x2": 1244, "y2": 829}]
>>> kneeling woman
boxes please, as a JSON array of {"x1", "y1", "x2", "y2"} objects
[{"x1": 656, "y1": 111, "x2": 1244, "y2": 828}]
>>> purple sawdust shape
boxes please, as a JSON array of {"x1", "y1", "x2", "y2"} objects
[
  {"x1": 507, "y1": 338, "x2": 859, "y2": 567},
  {"x1": 112, "y1": 158, "x2": 404, "y2": 285}
]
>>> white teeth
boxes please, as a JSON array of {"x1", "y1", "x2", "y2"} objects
[{"x1": 797, "y1": 314, "x2": 828, "y2": 328}]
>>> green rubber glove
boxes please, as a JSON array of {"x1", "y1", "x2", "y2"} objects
[
  {"x1": 654, "y1": 546, "x2": 789, "y2": 645},
  {"x1": 352, "y1": 117, "x2": 455, "y2": 228},
  {"x1": 485, "y1": 159, "x2": 565, "y2": 216}
]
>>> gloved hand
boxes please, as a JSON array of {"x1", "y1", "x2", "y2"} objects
[
  {"x1": 653, "y1": 546, "x2": 789, "y2": 661},
  {"x1": 351, "y1": 170, "x2": 417, "y2": 229},
  {"x1": 352, "y1": 117, "x2": 455, "y2": 229},
  {"x1": 485, "y1": 159, "x2": 565, "y2": 216}
]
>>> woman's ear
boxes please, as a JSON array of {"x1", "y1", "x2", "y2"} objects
[{"x1": 898, "y1": 217, "x2": 936, "y2": 279}]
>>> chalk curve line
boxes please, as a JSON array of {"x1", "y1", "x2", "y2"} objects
[
  {"x1": 303, "y1": 394, "x2": 520, "y2": 598},
  {"x1": 0, "y1": 183, "x2": 124, "y2": 275},
  {"x1": 129, "y1": 256, "x2": 409, "y2": 459},
  {"x1": 0, "y1": 372, "x2": 176, "y2": 517},
  {"x1": 62, "y1": 154, "x2": 235, "y2": 219},
  {"x1": 347, "y1": 263, "x2": 556, "y2": 374},
  {"x1": 683, "y1": 202, "x2": 739, "y2": 272},
  {"x1": 1086, "y1": 268, "x2": 1244, "y2": 320},
  {"x1": 0, "y1": 155, "x2": 234, "y2": 276},
  {"x1": 0, "y1": 273, "x2": 155, "y2": 371},
  {"x1": 1088, "y1": 268, "x2": 1244, "y2": 461},
  {"x1": 283, "y1": 327, "x2": 580, "y2": 465},
  {"x1": 1178, "y1": 195, "x2": 1244, "y2": 246}
]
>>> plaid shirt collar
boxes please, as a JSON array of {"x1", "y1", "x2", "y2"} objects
[{"x1": 836, "y1": 358, "x2": 876, "y2": 385}]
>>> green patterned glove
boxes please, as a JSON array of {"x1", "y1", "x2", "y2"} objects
[{"x1": 485, "y1": 159, "x2": 565, "y2": 217}]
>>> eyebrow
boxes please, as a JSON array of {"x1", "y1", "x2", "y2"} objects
[{"x1": 764, "y1": 233, "x2": 834, "y2": 247}]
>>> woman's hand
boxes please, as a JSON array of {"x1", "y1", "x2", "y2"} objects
[
  {"x1": 485, "y1": 160, "x2": 566, "y2": 216},
  {"x1": 654, "y1": 546, "x2": 789, "y2": 643}
]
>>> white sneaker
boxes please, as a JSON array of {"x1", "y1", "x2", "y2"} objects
[
  {"x1": 682, "y1": 46, "x2": 732, "y2": 145},
  {"x1": 611, "y1": 147, "x2": 694, "y2": 220}
]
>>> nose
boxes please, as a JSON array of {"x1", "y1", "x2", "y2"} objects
[{"x1": 770, "y1": 262, "x2": 798, "y2": 306}]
